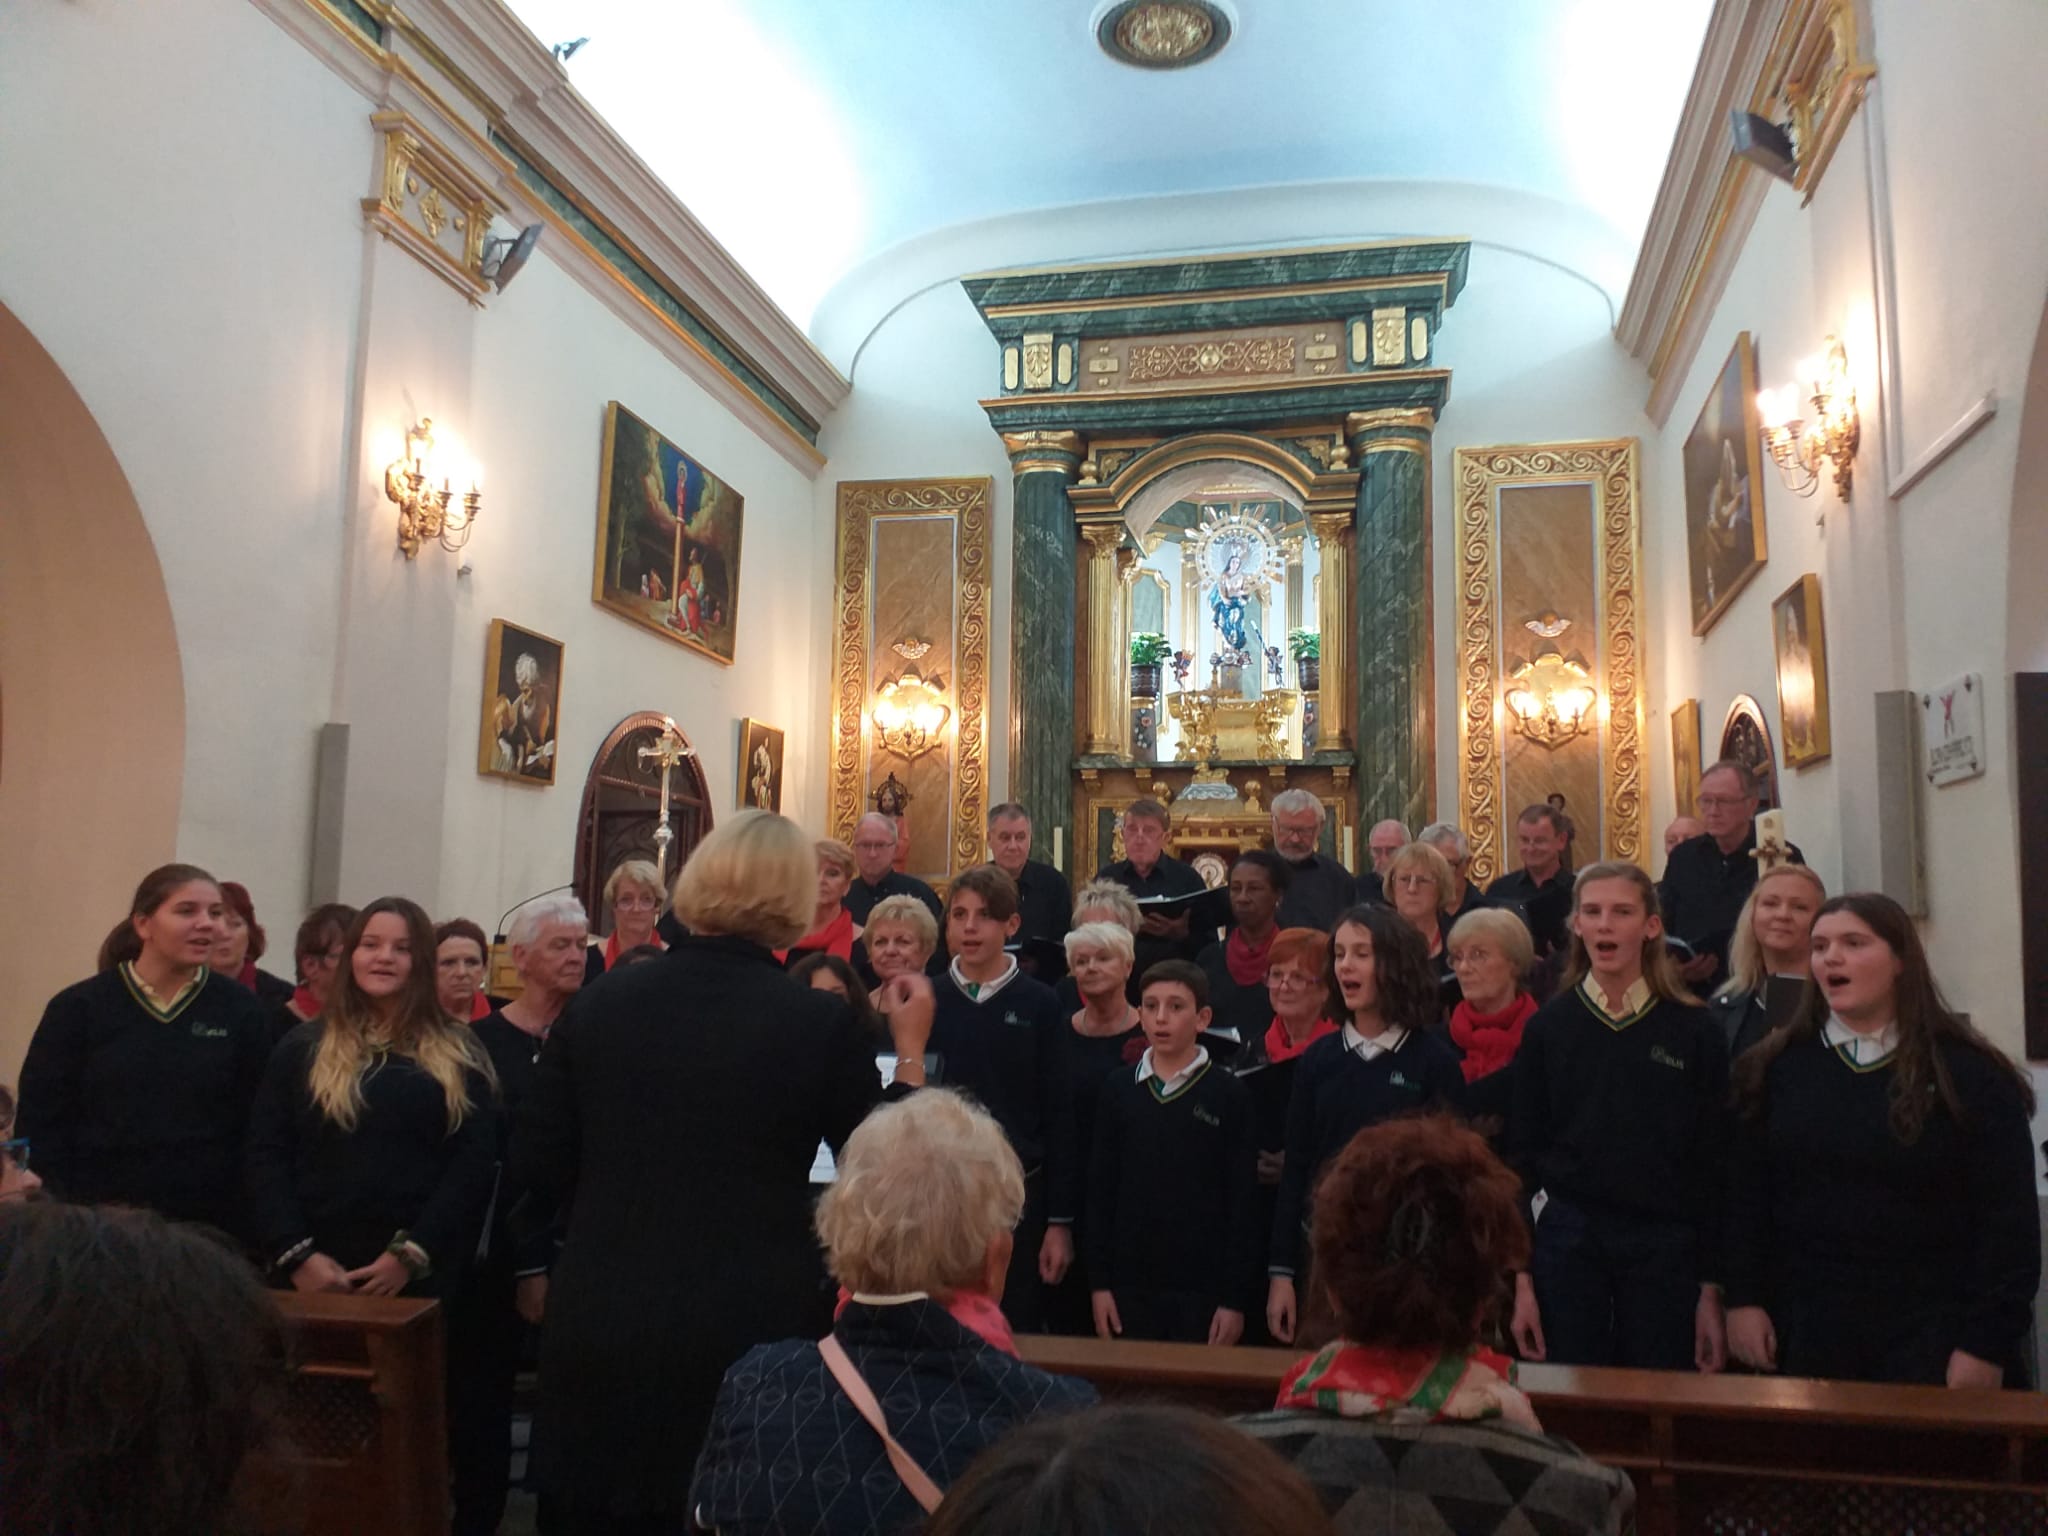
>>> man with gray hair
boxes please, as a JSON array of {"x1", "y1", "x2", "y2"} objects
[
  {"x1": 844, "y1": 811, "x2": 943, "y2": 927},
  {"x1": 1659, "y1": 758, "x2": 1802, "y2": 987},
  {"x1": 1268, "y1": 788, "x2": 1358, "y2": 931},
  {"x1": 1419, "y1": 821, "x2": 1488, "y2": 927}
]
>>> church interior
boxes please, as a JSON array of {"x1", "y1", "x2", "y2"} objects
[{"x1": 6, "y1": 0, "x2": 2048, "y2": 1531}]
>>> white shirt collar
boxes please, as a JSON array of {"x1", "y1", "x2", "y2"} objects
[
  {"x1": 950, "y1": 955, "x2": 1019, "y2": 1002},
  {"x1": 1823, "y1": 1014, "x2": 1899, "y2": 1065},
  {"x1": 1136, "y1": 1044, "x2": 1210, "y2": 1092},
  {"x1": 1342, "y1": 1022, "x2": 1407, "y2": 1061}
]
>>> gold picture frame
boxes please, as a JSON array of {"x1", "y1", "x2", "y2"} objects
[
  {"x1": 1772, "y1": 573, "x2": 1832, "y2": 767},
  {"x1": 478, "y1": 618, "x2": 563, "y2": 786},
  {"x1": 737, "y1": 718, "x2": 785, "y2": 812},
  {"x1": 1682, "y1": 334, "x2": 1769, "y2": 636},
  {"x1": 1671, "y1": 699, "x2": 1702, "y2": 818}
]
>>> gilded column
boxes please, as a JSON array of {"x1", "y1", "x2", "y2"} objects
[
  {"x1": 1117, "y1": 544, "x2": 1142, "y2": 756},
  {"x1": 1308, "y1": 511, "x2": 1354, "y2": 752},
  {"x1": 1349, "y1": 408, "x2": 1436, "y2": 831},
  {"x1": 1282, "y1": 533, "x2": 1305, "y2": 649},
  {"x1": 1079, "y1": 520, "x2": 1129, "y2": 757},
  {"x1": 1003, "y1": 430, "x2": 1085, "y2": 862},
  {"x1": 1179, "y1": 542, "x2": 1201, "y2": 655}
]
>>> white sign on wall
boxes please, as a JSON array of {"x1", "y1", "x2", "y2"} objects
[{"x1": 1921, "y1": 672, "x2": 1986, "y2": 787}]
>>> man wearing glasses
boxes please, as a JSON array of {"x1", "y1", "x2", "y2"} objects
[
  {"x1": 1659, "y1": 759, "x2": 1803, "y2": 988},
  {"x1": 843, "y1": 812, "x2": 944, "y2": 928}
]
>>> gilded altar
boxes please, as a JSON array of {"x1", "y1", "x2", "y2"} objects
[{"x1": 1166, "y1": 687, "x2": 1300, "y2": 761}]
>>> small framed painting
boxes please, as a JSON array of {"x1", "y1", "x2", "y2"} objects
[
  {"x1": 1771, "y1": 574, "x2": 1832, "y2": 768},
  {"x1": 479, "y1": 619, "x2": 563, "y2": 785},
  {"x1": 1682, "y1": 333, "x2": 1769, "y2": 635},
  {"x1": 738, "y1": 718, "x2": 785, "y2": 811},
  {"x1": 1671, "y1": 698, "x2": 1702, "y2": 817}
]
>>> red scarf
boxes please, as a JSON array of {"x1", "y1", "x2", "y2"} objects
[
  {"x1": 1263, "y1": 1015, "x2": 1337, "y2": 1063},
  {"x1": 604, "y1": 929, "x2": 665, "y2": 969},
  {"x1": 1277, "y1": 1340, "x2": 1516, "y2": 1420},
  {"x1": 1446, "y1": 993, "x2": 1537, "y2": 1083},
  {"x1": 468, "y1": 992, "x2": 491, "y2": 1022},
  {"x1": 782, "y1": 906, "x2": 856, "y2": 963},
  {"x1": 234, "y1": 960, "x2": 260, "y2": 991},
  {"x1": 1226, "y1": 926, "x2": 1276, "y2": 986},
  {"x1": 834, "y1": 1288, "x2": 1016, "y2": 1356},
  {"x1": 288, "y1": 984, "x2": 321, "y2": 1021}
]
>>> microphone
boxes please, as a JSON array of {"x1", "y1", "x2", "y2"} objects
[{"x1": 495, "y1": 883, "x2": 576, "y2": 943}]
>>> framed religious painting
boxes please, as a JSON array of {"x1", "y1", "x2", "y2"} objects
[
  {"x1": 1682, "y1": 334, "x2": 1769, "y2": 635},
  {"x1": 593, "y1": 401, "x2": 744, "y2": 665},
  {"x1": 1772, "y1": 573, "x2": 1832, "y2": 767},
  {"x1": 737, "y1": 718, "x2": 785, "y2": 811},
  {"x1": 1671, "y1": 698, "x2": 1702, "y2": 818},
  {"x1": 1719, "y1": 693, "x2": 1780, "y2": 811},
  {"x1": 478, "y1": 619, "x2": 563, "y2": 785}
]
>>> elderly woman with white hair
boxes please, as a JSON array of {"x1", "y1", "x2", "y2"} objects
[
  {"x1": 584, "y1": 858, "x2": 666, "y2": 983},
  {"x1": 689, "y1": 1091, "x2": 1097, "y2": 1533},
  {"x1": 513, "y1": 810, "x2": 935, "y2": 1534}
]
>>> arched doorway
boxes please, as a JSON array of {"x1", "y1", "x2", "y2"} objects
[
  {"x1": 572, "y1": 713, "x2": 713, "y2": 930},
  {"x1": 0, "y1": 303, "x2": 184, "y2": 1076}
]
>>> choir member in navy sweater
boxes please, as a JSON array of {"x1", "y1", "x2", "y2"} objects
[
  {"x1": 1726, "y1": 894, "x2": 2040, "y2": 1387},
  {"x1": 1088, "y1": 962, "x2": 1260, "y2": 1345},
  {"x1": 1195, "y1": 851, "x2": 1291, "y2": 1045},
  {"x1": 916, "y1": 865, "x2": 1079, "y2": 1330},
  {"x1": 1265, "y1": 905, "x2": 1466, "y2": 1345},
  {"x1": 1507, "y1": 862, "x2": 1730, "y2": 1373},
  {"x1": 18, "y1": 864, "x2": 271, "y2": 1235}
]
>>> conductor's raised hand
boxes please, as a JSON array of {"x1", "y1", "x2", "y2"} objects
[{"x1": 877, "y1": 973, "x2": 935, "y2": 1059}]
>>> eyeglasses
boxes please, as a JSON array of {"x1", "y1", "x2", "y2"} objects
[
  {"x1": 852, "y1": 840, "x2": 895, "y2": 853},
  {"x1": 1697, "y1": 794, "x2": 1749, "y2": 810},
  {"x1": 1266, "y1": 971, "x2": 1316, "y2": 990},
  {"x1": 1, "y1": 1139, "x2": 29, "y2": 1171}
]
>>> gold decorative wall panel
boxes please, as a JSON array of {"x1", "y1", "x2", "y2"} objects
[
  {"x1": 1083, "y1": 324, "x2": 1358, "y2": 394},
  {"x1": 361, "y1": 110, "x2": 505, "y2": 304},
  {"x1": 1455, "y1": 441, "x2": 1644, "y2": 885},
  {"x1": 831, "y1": 479, "x2": 992, "y2": 883}
]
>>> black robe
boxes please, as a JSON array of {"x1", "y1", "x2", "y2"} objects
[{"x1": 511, "y1": 934, "x2": 884, "y2": 1522}]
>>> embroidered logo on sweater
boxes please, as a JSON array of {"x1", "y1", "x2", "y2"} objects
[
  {"x1": 1192, "y1": 1105, "x2": 1221, "y2": 1127},
  {"x1": 1389, "y1": 1072, "x2": 1415, "y2": 1090},
  {"x1": 1649, "y1": 1045, "x2": 1686, "y2": 1071},
  {"x1": 190, "y1": 1022, "x2": 230, "y2": 1039}
]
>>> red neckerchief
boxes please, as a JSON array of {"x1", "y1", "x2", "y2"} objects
[
  {"x1": 1263, "y1": 1014, "x2": 1338, "y2": 1063},
  {"x1": 1226, "y1": 926, "x2": 1277, "y2": 985},
  {"x1": 604, "y1": 929, "x2": 665, "y2": 969},
  {"x1": 288, "y1": 984, "x2": 321, "y2": 1020},
  {"x1": 834, "y1": 1288, "x2": 1017, "y2": 1356},
  {"x1": 1447, "y1": 993, "x2": 1537, "y2": 1082},
  {"x1": 234, "y1": 960, "x2": 261, "y2": 991},
  {"x1": 1277, "y1": 1339, "x2": 1516, "y2": 1419},
  {"x1": 782, "y1": 906, "x2": 856, "y2": 963},
  {"x1": 468, "y1": 992, "x2": 491, "y2": 1022}
]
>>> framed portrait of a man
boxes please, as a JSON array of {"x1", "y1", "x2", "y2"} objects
[
  {"x1": 1683, "y1": 334, "x2": 1769, "y2": 635},
  {"x1": 479, "y1": 619, "x2": 563, "y2": 785},
  {"x1": 1772, "y1": 574, "x2": 1832, "y2": 767},
  {"x1": 738, "y1": 718, "x2": 784, "y2": 811}
]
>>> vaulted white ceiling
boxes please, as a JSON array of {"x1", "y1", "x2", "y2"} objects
[{"x1": 504, "y1": 0, "x2": 1711, "y2": 348}]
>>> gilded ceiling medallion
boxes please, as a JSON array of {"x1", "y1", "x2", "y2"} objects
[{"x1": 1096, "y1": 0, "x2": 1232, "y2": 70}]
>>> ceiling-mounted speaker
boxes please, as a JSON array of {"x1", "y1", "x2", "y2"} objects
[
  {"x1": 483, "y1": 223, "x2": 543, "y2": 292},
  {"x1": 1730, "y1": 110, "x2": 1797, "y2": 184}
]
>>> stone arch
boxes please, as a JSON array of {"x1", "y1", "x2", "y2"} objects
[
  {"x1": 0, "y1": 301, "x2": 185, "y2": 1075},
  {"x1": 1103, "y1": 432, "x2": 1321, "y2": 532}
]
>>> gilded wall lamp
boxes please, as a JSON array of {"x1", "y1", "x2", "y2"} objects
[
  {"x1": 385, "y1": 417, "x2": 482, "y2": 558},
  {"x1": 872, "y1": 662, "x2": 952, "y2": 760},
  {"x1": 1757, "y1": 337, "x2": 1860, "y2": 498},
  {"x1": 1503, "y1": 616, "x2": 1598, "y2": 750}
]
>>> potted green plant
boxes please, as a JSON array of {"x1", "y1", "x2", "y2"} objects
[
  {"x1": 1288, "y1": 628, "x2": 1321, "y2": 692},
  {"x1": 1129, "y1": 632, "x2": 1170, "y2": 698}
]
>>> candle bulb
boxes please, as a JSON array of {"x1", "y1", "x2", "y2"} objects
[
  {"x1": 1052, "y1": 826, "x2": 1064, "y2": 873},
  {"x1": 1341, "y1": 824, "x2": 1355, "y2": 873}
]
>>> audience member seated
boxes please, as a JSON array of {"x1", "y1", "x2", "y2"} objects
[
  {"x1": 215, "y1": 880, "x2": 295, "y2": 1008},
  {"x1": 928, "y1": 1404, "x2": 1334, "y2": 1536},
  {"x1": 0, "y1": 1201, "x2": 288, "y2": 1536},
  {"x1": 1419, "y1": 823, "x2": 1488, "y2": 928},
  {"x1": 1236, "y1": 1116, "x2": 1636, "y2": 1536},
  {"x1": 1268, "y1": 906, "x2": 1464, "y2": 1345},
  {"x1": 1269, "y1": 788, "x2": 1357, "y2": 932},
  {"x1": 989, "y1": 801, "x2": 1073, "y2": 980},
  {"x1": 587, "y1": 858, "x2": 666, "y2": 982},
  {"x1": 1443, "y1": 907, "x2": 1539, "y2": 1140},
  {"x1": 1097, "y1": 797, "x2": 1209, "y2": 975},
  {"x1": 1727, "y1": 893, "x2": 2040, "y2": 1387},
  {"x1": 1659, "y1": 759, "x2": 1804, "y2": 991},
  {"x1": 688, "y1": 1090, "x2": 1097, "y2": 1534},
  {"x1": 1711, "y1": 864, "x2": 1826, "y2": 1058},
  {"x1": 791, "y1": 951, "x2": 887, "y2": 1041},
  {"x1": 1383, "y1": 841, "x2": 1461, "y2": 1012},
  {"x1": 1087, "y1": 961, "x2": 1259, "y2": 1345},
  {"x1": 275, "y1": 901, "x2": 358, "y2": 1038},
  {"x1": 0, "y1": 1085, "x2": 42, "y2": 1200},
  {"x1": 1197, "y1": 850, "x2": 1291, "y2": 1044},
  {"x1": 783, "y1": 837, "x2": 863, "y2": 965},
  {"x1": 20, "y1": 863, "x2": 271, "y2": 1234},
  {"x1": 434, "y1": 917, "x2": 492, "y2": 1022},
  {"x1": 1507, "y1": 863, "x2": 1727, "y2": 1373}
]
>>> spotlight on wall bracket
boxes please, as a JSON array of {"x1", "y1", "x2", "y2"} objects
[
  {"x1": 1729, "y1": 110, "x2": 1797, "y2": 184},
  {"x1": 482, "y1": 224, "x2": 543, "y2": 292}
]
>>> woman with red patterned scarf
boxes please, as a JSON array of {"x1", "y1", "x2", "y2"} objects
[{"x1": 1443, "y1": 906, "x2": 1540, "y2": 1142}]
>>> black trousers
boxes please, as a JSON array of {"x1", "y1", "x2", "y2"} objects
[
  {"x1": 1529, "y1": 1194, "x2": 1698, "y2": 1371},
  {"x1": 1112, "y1": 1287, "x2": 1220, "y2": 1344},
  {"x1": 1775, "y1": 1289, "x2": 2020, "y2": 1386},
  {"x1": 446, "y1": 1261, "x2": 522, "y2": 1536},
  {"x1": 1001, "y1": 1168, "x2": 1049, "y2": 1332}
]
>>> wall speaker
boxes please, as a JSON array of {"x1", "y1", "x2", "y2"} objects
[
  {"x1": 1872, "y1": 690, "x2": 1925, "y2": 915},
  {"x1": 1730, "y1": 110, "x2": 1798, "y2": 184}
]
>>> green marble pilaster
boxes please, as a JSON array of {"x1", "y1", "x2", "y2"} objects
[
  {"x1": 1351, "y1": 411, "x2": 1436, "y2": 834},
  {"x1": 1004, "y1": 432, "x2": 1085, "y2": 868}
]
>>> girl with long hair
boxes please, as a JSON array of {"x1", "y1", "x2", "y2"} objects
[
  {"x1": 245, "y1": 896, "x2": 496, "y2": 1298},
  {"x1": 1712, "y1": 864, "x2": 1827, "y2": 1058},
  {"x1": 1507, "y1": 861, "x2": 1729, "y2": 1374},
  {"x1": 19, "y1": 864, "x2": 271, "y2": 1233},
  {"x1": 1265, "y1": 905, "x2": 1465, "y2": 1345},
  {"x1": 1725, "y1": 893, "x2": 2038, "y2": 1386}
]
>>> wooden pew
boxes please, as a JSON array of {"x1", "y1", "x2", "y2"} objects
[
  {"x1": 256, "y1": 1293, "x2": 450, "y2": 1536},
  {"x1": 1018, "y1": 1335, "x2": 2048, "y2": 1536}
]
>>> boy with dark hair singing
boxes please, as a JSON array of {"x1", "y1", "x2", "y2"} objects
[
  {"x1": 1087, "y1": 960, "x2": 1260, "y2": 1346},
  {"x1": 921, "y1": 864, "x2": 1077, "y2": 1330}
]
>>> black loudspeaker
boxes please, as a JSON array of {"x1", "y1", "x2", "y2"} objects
[
  {"x1": 1872, "y1": 690, "x2": 1925, "y2": 916},
  {"x1": 1730, "y1": 109, "x2": 1798, "y2": 184}
]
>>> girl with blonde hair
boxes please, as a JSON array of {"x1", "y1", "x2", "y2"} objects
[{"x1": 1713, "y1": 863, "x2": 1828, "y2": 1058}]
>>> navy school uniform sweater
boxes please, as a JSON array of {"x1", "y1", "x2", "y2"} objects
[
  {"x1": 928, "y1": 969, "x2": 1079, "y2": 1222},
  {"x1": 1268, "y1": 1028, "x2": 1467, "y2": 1276},
  {"x1": 1725, "y1": 1033, "x2": 2039, "y2": 1368},
  {"x1": 1085, "y1": 1057, "x2": 1262, "y2": 1311},
  {"x1": 1507, "y1": 982, "x2": 1729, "y2": 1268}
]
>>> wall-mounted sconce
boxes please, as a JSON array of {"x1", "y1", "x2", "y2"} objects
[
  {"x1": 385, "y1": 417, "x2": 482, "y2": 559},
  {"x1": 1757, "y1": 337, "x2": 1860, "y2": 499},
  {"x1": 872, "y1": 664, "x2": 952, "y2": 760},
  {"x1": 1504, "y1": 645, "x2": 1598, "y2": 750}
]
